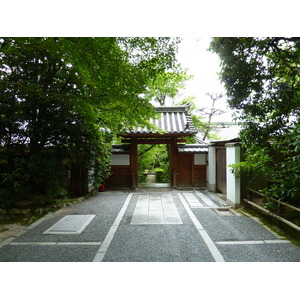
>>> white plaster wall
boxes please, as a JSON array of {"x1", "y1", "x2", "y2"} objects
[
  {"x1": 208, "y1": 145, "x2": 216, "y2": 192},
  {"x1": 194, "y1": 154, "x2": 206, "y2": 165},
  {"x1": 111, "y1": 154, "x2": 130, "y2": 166},
  {"x1": 226, "y1": 144, "x2": 241, "y2": 207}
]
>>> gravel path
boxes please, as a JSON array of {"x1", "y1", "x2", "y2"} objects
[{"x1": 1, "y1": 190, "x2": 300, "y2": 262}]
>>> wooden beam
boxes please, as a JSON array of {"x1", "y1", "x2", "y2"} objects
[
  {"x1": 243, "y1": 198, "x2": 300, "y2": 233},
  {"x1": 170, "y1": 139, "x2": 178, "y2": 188},
  {"x1": 121, "y1": 138, "x2": 186, "y2": 144},
  {"x1": 119, "y1": 133, "x2": 192, "y2": 138},
  {"x1": 249, "y1": 188, "x2": 300, "y2": 213}
]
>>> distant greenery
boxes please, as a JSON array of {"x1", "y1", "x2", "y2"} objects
[
  {"x1": 138, "y1": 144, "x2": 170, "y2": 183},
  {"x1": 154, "y1": 168, "x2": 169, "y2": 183}
]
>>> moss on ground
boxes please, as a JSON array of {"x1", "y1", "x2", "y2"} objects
[{"x1": 238, "y1": 206, "x2": 300, "y2": 248}]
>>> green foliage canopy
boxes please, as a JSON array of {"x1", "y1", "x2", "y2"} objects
[
  {"x1": 210, "y1": 37, "x2": 300, "y2": 203},
  {"x1": 0, "y1": 37, "x2": 180, "y2": 205}
]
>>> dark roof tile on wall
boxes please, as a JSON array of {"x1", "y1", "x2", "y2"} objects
[{"x1": 178, "y1": 144, "x2": 208, "y2": 153}]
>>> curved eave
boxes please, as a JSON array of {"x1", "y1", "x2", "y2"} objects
[{"x1": 119, "y1": 131, "x2": 197, "y2": 138}]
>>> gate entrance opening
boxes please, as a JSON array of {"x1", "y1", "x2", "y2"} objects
[
  {"x1": 137, "y1": 144, "x2": 170, "y2": 186},
  {"x1": 104, "y1": 106, "x2": 208, "y2": 189}
]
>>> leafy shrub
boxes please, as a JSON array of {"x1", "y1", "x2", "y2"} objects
[
  {"x1": 264, "y1": 200, "x2": 277, "y2": 212},
  {"x1": 155, "y1": 168, "x2": 169, "y2": 183},
  {"x1": 0, "y1": 188, "x2": 14, "y2": 208}
]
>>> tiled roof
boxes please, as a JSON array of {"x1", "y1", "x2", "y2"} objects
[
  {"x1": 122, "y1": 105, "x2": 197, "y2": 136},
  {"x1": 178, "y1": 144, "x2": 208, "y2": 153}
]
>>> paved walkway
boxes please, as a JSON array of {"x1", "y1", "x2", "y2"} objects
[
  {"x1": 1, "y1": 190, "x2": 300, "y2": 262},
  {"x1": 145, "y1": 173, "x2": 155, "y2": 183}
]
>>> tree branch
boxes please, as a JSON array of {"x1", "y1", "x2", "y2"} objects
[{"x1": 138, "y1": 145, "x2": 156, "y2": 158}]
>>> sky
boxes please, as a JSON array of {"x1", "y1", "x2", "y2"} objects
[
  {"x1": 177, "y1": 37, "x2": 226, "y2": 103},
  {"x1": 175, "y1": 37, "x2": 240, "y2": 140}
]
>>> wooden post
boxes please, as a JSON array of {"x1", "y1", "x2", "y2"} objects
[
  {"x1": 173, "y1": 170, "x2": 177, "y2": 187},
  {"x1": 191, "y1": 154, "x2": 195, "y2": 187},
  {"x1": 170, "y1": 138, "x2": 178, "y2": 188},
  {"x1": 130, "y1": 140, "x2": 138, "y2": 189}
]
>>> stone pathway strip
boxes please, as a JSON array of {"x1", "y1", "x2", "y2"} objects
[
  {"x1": 182, "y1": 192, "x2": 203, "y2": 208},
  {"x1": 130, "y1": 193, "x2": 182, "y2": 225},
  {"x1": 195, "y1": 191, "x2": 220, "y2": 207}
]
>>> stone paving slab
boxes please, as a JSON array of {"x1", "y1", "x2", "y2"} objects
[
  {"x1": 131, "y1": 193, "x2": 182, "y2": 225},
  {"x1": 43, "y1": 215, "x2": 95, "y2": 234},
  {"x1": 182, "y1": 192, "x2": 203, "y2": 207}
]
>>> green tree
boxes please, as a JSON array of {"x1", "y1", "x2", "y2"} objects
[
  {"x1": 210, "y1": 37, "x2": 300, "y2": 204},
  {"x1": 0, "y1": 37, "x2": 179, "y2": 206},
  {"x1": 144, "y1": 69, "x2": 193, "y2": 105}
]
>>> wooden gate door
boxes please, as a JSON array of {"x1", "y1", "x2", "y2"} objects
[
  {"x1": 177, "y1": 154, "x2": 192, "y2": 186},
  {"x1": 216, "y1": 147, "x2": 227, "y2": 194},
  {"x1": 194, "y1": 165, "x2": 207, "y2": 187}
]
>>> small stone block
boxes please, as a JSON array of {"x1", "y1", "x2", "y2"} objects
[{"x1": 43, "y1": 215, "x2": 95, "y2": 234}]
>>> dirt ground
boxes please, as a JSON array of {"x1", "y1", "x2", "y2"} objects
[{"x1": 0, "y1": 223, "x2": 27, "y2": 243}]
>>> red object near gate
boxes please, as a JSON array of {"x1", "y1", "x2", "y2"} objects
[{"x1": 98, "y1": 184, "x2": 105, "y2": 192}]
